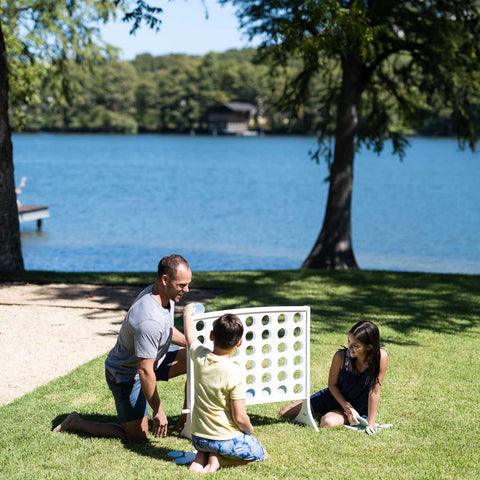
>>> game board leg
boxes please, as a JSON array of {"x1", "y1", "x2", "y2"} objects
[{"x1": 294, "y1": 398, "x2": 319, "y2": 432}]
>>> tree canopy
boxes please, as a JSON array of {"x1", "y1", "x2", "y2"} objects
[
  {"x1": 1, "y1": 0, "x2": 479, "y2": 272},
  {"x1": 224, "y1": 0, "x2": 480, "y2": 268},
  {"x1": 0, "y1": 0, "x2": 163, "y2": 271},
  {"x1": 11, "y1": 47, "x2": 470, "y2": 135}
]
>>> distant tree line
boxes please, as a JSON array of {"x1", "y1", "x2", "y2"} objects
[{"x1": 11, "y1": 48, "x2": 476, "y2": 135}]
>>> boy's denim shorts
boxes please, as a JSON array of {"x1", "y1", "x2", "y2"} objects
[
  {"x1": 191, "y1": 433, "x2": 266, "y2": 461},
  {"x1": 105, "y1": 349, "x2": 178, "y2": 423}
]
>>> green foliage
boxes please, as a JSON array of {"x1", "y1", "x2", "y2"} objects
[
  {"x1": 1, "y1": 0, "x2": 167, "y2": 132},
  {"x1": 4, "y1": 1, "x2": 479, "y2": 137},
  {"x1": 1, "y1": 0, "x2": 119, "y2": 129},
  {"x1": 13, "y1": 47, "x2": 469, "y2": 136},
  {"x1": 16, "y1": 48, "x2": 298, "y2": 134},
  {"x1": 0, "y1": 269, "x2": 479, "y2": 478},
  {"x1": 226, "y1": 0, "x2": 480, "y2": 158}
]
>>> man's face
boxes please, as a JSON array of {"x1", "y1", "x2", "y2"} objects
[{"x1": 164, "y1": 264, "x2": 192, "y2": 302}]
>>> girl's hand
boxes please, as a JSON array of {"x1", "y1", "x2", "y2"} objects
[
  {"x1": 344, "y1": 405, "x2": 360, "y2": 425},
  {"x1": 365, "y1": 426, "x2": 378, "y2": 435}
]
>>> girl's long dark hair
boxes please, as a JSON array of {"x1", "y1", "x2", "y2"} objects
[{"x1": 349, "y1": 321, "x2": 381, "y2": 389}]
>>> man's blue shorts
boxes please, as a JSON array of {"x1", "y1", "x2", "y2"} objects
[
  {"x1": 191, "y1": 433, "x2": 266, "y2": 462},
  {"x1": 105, "y1": 349, "x2": 178, "y2": 423}
]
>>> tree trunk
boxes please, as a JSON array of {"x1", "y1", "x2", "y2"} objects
[
  {"x1": 302, "y1": 54, "x2": 365, "y2": 269},
  {"x1": 0, "y1": 22, "x2": 24, "y2": 272}
]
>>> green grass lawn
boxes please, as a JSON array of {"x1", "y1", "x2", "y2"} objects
[{"x1": 1, "y1": 269, "x2": 479, "y2": 479}]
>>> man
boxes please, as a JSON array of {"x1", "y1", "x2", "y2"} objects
[{"x1": 53, "y1": 254, "x2": 191, "y2": 440}]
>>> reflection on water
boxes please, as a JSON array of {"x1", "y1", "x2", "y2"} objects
[
  {"x1": 13, "y1": 134, "x2": 480, "y2": 274},
  {"x1": 20, "y1": 229, "x2": 48, "y2": 241}
]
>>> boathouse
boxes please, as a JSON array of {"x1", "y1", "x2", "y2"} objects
[{"x1": 207, "y1": 102, "x2": 257, "y2": 135}]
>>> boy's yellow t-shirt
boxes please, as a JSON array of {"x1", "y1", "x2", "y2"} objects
[{"x1": 190, "y1": 339, "x2": 246, "y2": 440}]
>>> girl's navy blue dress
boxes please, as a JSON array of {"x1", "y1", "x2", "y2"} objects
[{"x1": 310, "y1": 349, "x2": 371, "y2": 416}]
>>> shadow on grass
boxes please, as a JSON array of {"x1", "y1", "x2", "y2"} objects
[
  {"x1": 122, "y1": 441, "x2": 176, "y2": 462},
  {"x1": 248, "y1": 412, "x2": 291, "y2": 428},
  {"x1": 0, "y1": 274, "x2": 223, "y2": 317},
  {"x1": 4, "y1": 268, "x2": 479, "y2": 338},
  {"x1": 51, "y1": 413, "x2": 183, "y2": 461},
  {"x1": 195, "y1": 270, "x2": 480, "y2": 339},
  {"x1": 50, "y1": 412, "x2": 282, "y2": 462}
]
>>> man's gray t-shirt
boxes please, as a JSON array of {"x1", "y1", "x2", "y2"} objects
[{"x1": 105, "y1": 285, "x2": 174, "y2": 382}]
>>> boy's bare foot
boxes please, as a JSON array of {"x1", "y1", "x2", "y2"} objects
[
  {"x1": 52, "y1": 411, "x2": 79, "y2": 433},
  {"x1": 189, "y1": 462, "x2": 205, "y2": 473},
  {"x1": 189, "y1": 451, "x2": 209, "y2": 473},
  {"x1": 203, "y1": 454, "x2": 221, "y2": 474}
]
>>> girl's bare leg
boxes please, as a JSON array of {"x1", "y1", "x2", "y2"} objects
[
  {"x1": 320, "y1": 410, "x2": 348, "y2": 428},
  {"x1": 279, "y1": 400, "x2": 303, "y2": 417}
]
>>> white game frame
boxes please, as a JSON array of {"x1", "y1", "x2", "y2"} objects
[{"x1": 180, "y1": 305, "x2": 318, "y2": 438}]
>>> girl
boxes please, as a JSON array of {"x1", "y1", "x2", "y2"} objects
[{"x1": 280, "y1": 320, "x2": 388, "y2": 434}]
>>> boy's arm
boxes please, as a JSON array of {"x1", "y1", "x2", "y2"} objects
[
  {"x1": 231, "y1": 399, "x2": 254, "y2": 435},
  {"x1": 182, "y1": 304, "x2": 197, "y2": 348}
]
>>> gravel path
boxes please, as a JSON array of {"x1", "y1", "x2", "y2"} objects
[{"x1": 0, "y1": 283, "x2": 220, "y2": 406}]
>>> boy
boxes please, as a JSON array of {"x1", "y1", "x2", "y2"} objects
[{"x1": 183, "y1": 304, "x2": 267, "y2": 473}]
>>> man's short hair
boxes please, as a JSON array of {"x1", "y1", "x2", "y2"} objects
[
  {"x1": 212, "y1": 314, "x2": 244, "y2": 349},
  {"x1": 157, "y1": 254, "x2": 190, "y2": 279}
]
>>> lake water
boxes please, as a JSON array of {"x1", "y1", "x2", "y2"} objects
[{"x1": 12, "y1": 133, "x2": 480, "y2": 274}]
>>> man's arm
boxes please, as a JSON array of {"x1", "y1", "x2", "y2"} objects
[
  {"x1": 171, "y1": 326, "x2": 186, "y2": 347},
  {"x1": 137, "y1": 356, "x2": 168, "y2": 437}
]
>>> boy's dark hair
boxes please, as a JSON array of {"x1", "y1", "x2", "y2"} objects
[
  {"x1": 212, "y1": 314, "x2": 244, "y2": 349},
  {"x1": 157, "y1": 254, "x2": 189, "y2": 278}
]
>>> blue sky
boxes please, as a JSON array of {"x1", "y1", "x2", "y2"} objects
[{"x1": 100, "y1": 1, "x2": 260, "y2": 60}]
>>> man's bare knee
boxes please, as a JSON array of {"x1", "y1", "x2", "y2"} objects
[
  {"x1": 168, "y1": 348, "x2": 187, "y2": 378},
  {"x1": 122, "y1": 417, "x2": 149, "y2": 441}
]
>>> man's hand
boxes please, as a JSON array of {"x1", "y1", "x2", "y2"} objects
[{"x1": 152, "y1": 406, "x2": 168, "y2": 438}]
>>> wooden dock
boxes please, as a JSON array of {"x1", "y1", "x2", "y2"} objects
[{"x1": 18, "y1": 205, "x2": 50, "y2": 229}]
